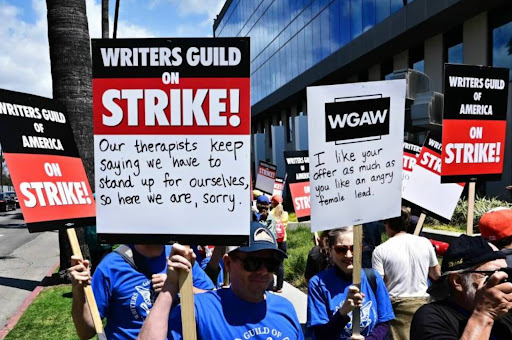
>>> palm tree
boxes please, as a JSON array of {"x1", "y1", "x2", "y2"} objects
[
  {"x1": 102, "y1": 0, "x2": 109, "y2": 39},
  {"x1": 46, "y1": 0, "x2": 92, "y2": 275}
]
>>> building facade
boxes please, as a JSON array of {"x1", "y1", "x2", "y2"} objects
[{"x1": 214, "y1": 0, "x2": 512, "y2": 198}]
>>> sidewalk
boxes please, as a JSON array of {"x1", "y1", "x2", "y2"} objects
[{"x1": 0, "y1": 231, "x2": 59, "y2": 332}]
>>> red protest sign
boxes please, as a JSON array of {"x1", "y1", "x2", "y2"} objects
[
  {"x1": 441, "y1": 64, "x2": 509, "y2": 183},
  {"x1": 289, "y1": 181, "x2": 310, "y2": 219}
]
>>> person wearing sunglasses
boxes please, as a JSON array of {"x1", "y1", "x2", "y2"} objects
[
  {"x1": 138, "y1": 221, "x2": 304, "y2": 340},
  {"x1": 307, "y1": 226, "x2": 394, "y2": 340},
  {"x1": 371, "y1": 207, "x2": 440, "y2": 340},
  {"x1": 411, "y1": 235, "x2": 512, "y2": 339}
]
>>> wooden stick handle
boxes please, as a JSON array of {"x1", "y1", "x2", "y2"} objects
[
  {"x1": 352, "y1": 225, "x2": 363, "y2": 336},
  {"x1": 67, "y1": 228, "x2": 106, "y2": 340},
  {"x1": 179, "y1": 245, "x2": 197, "y2": 340},
  {"x1": 467, "y1": 182, "x2": 476, "y2": 236},
  {"x1": 413, "y1": 213, "x2": 427, "y2": 236}
]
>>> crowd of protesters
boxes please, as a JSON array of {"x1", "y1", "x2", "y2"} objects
[{"x1": 68, "y1": 197, "x2": 512, "y2": 340}]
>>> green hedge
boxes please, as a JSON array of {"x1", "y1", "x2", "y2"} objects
[{"x1": 284, "y1": 226, "x2": 314, "y2": 292}]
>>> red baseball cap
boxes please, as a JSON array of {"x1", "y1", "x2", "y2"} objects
[
  {"x1": 478, "y1": 208, "x2": 512, "y2": 241},
  {"x1": 271, "y1": 195, "x2": 283, "y2": 204}
]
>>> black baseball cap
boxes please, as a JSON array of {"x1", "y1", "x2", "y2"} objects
[
  {"x1": 427, "y1": 235, "x2": 506, "y2": 299},
  {"x1": 441, "y1": 234, "x2": 506, "y2": 274},
  {"x1": 228, "y1": 222, "x2": 287, "y2": 259}
]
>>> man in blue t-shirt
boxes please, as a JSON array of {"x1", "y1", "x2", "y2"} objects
[
  {"x1": 69, "y1": 244, "x2": 214, "y2": 340},
  {"x1": 138, "y1": 222, "x2": 304, "y2": 340}
]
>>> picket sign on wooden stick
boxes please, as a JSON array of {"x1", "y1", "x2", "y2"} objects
[
  {"x1": 179, "y1": 245, "x2": 197, "y2": 340},
  {"x1": 467, "y1": 182, "x2": 476, "y2": 236},
  {"x1": 314, "y1": 231, "x2": 320, "y2": 246},
  {"x1": 66, "y1": 228, "x2": 107, "y2": 340},
  {"x1": 352, "y1": 225, "x2": 363, "y2": 337},
  {"x1": 413, "y1": 213, "x2": 427, "y2": 236}
]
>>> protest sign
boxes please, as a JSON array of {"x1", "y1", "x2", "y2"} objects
[
  {"x1": 307, "y1": 80, "x2": 406, "y2": 231},
  {"x1": 284, "y1": 150, "x2": 310, "y2": 183},
  {"x1": 402, "y1": 142, "x2": 421, "y2": 192},
  {"x1": 272, "y1": 178, "x2": 285, "y2": 197},
  {"x1": 0, "y1": 89, "x2": 95, "y2": 232},
  {"x1": 92, "y1": 38, "x2": 250, "y2": 244},
  {"x1": 255, "y1": 160, "x2": 277, "y2": 195},
  {"x1": 441, "y1": 64, "x2": 509, "y2": 183},
  {"x1": 289, "y1": 181, "x2": 311, "y2": 220},
  {"x1": 403, "y1": 131, "x2": 465, "y2": 222}
]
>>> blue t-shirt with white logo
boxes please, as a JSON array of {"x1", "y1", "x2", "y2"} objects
[
  {"x1": 307, "y1": 267, "x2": 394, "y2": 340},
  {"x1": 92, "y1": 245, "x2": 214, "y2": 340},
  {"x1": 168, "y1": 288, "x2": 304, "y2": 340}
]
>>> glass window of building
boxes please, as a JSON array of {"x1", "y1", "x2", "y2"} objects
[
  {"x1": 287, "y1": 109, "x2": 293, "y2": 143},
  {"x1": 445, "y1": 27, "x2": 463, "y2": 64},
  {"x1": 410, "y1": 44, "x2": 425, "y2": 73},
  {"x1": 351, "y1": 0, "x2": 363, "y2": 39},
  {"x1": 491, "y1": 9, "x2": 512, "y2": 79}
]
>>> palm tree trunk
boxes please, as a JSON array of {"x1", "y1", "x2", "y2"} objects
[
  {"x1": 102, "y1": 0, "x2": 109, "y2": 39},
  {"x1": 46, "y1": 0, "x2": 92, "y2": 277}
]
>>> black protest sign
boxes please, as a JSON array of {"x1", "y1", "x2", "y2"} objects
[
  {"x1": 441, "y1": 64, "x2": 509, "y2": 183},
  {"x1": 284, "y1": 150, "x2": 309, "y2": 184},
  {"x1": 0, "y1": 89, "x2": 95, "y2": 232}
]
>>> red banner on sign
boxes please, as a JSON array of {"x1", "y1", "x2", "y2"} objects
[
  {"x1": 441, "y1": 119, "x2": 506, "y2": 177},
  {"x1": 5, "y1": 153, "x2": 95, "y2": 223},
  {"x1": 93, "y1": 77, "x2": 250, "y2": 135},
  {"x1": 289, "y1": 181, "x2": 311, "y2": 219}
]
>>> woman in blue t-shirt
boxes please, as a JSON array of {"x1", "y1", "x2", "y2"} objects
[{"x1": 307, "y1": 227, "x2": 395, "y2": 340}]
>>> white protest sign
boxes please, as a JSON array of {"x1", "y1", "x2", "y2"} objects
[
  {"x1": 403, "y1": 132, "x2": 465, "y2": 222},
  {"x1": 255, "y1": 161, "x2": 277, "y2": 195},
  {"x1": 307, "y1": 80, "x2": 406, "y2": 232},
  {"x1": 92, "y1": 38, "x2": 250, "y2": 243}
]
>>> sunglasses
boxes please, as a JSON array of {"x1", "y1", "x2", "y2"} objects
[
  {"x1": 333, "y1": 245, "x2": 354, "y2": 255},
  {"x1": 231, "y1": 254, "x2": 281, "y2": 273},
  {"x1": 463, "y1": 267, "x2": 512, "y2": 283}
]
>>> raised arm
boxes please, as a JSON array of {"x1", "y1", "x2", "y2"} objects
[
  {"x1": 138, "y1": 244, "x2": 195, "y2": 340},
  {"x1": 69, "y1": 256, "x2": 96, "y2": 340}
]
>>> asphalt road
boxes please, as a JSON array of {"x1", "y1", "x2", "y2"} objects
[{"x1": 0, "y1": 208, "x2": 59, "y2": 330}]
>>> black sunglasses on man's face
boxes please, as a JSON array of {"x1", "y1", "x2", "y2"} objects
[
  {"x1": 231, "y1": 254, "x2": 281, "y2": 273},
  {"x1": 463, "y1": 267, "x2": 512, "y2": 283}
]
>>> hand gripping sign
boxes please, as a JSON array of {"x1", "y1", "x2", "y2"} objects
[
  {"x1": 441, "y1": 64, "x2": 509, "y2": 183},
  {"x1": 92, "y1": 38, "x2": 251, "y2": 245},
  {"x1": 0, "y1": 89, "x2": 95, "y2": 232}
]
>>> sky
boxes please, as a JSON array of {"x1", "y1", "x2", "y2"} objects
[{"x1": 0, "y1": 0, "x2": 226, "y2": 98}]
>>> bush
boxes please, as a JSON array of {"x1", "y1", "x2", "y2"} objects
[
  {"x1": 284, "y1": 226, "x2": 314, "y2": 292},
  {"x1": 426, "y1": 196, "x2": 512, "y2": 231}
]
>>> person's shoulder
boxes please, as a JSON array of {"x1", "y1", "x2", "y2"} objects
[
  {"x1": 95, "y1": 250, "x2": 125, "y2": 269},
  {"x1": 414, "y1": 301, "x2": 451, "y2": 318},
  {"x1": 309, "y1": 267, "x2": 335, "y2": 287},
  {"x1": 267, "y1": 292, "x2": 295, "y2": 308}
]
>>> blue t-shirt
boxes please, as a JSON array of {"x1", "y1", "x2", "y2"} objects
[
  {"x1": 168, "y1": 288, "x2": 305, "y2": 340},
  {"x1": 92, "y1": 245, "x2": 214, "y2": 340},
  {"x1": 307, "y1": 267, "x2": 394, "y2": 340},
  {"x1": 200, "y1": 256, "x2": 225, "y2": 288}
]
